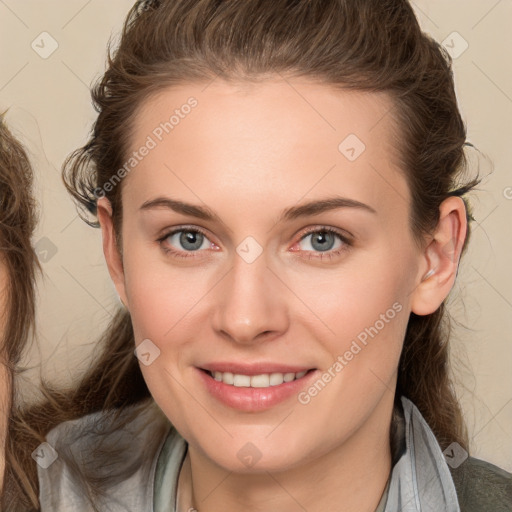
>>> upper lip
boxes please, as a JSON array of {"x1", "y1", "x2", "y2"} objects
[{"x1": 199, "y1": 362, "x2": 316, "y2": 376}]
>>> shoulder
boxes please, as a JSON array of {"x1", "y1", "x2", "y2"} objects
[
  {"x1": 37, "y1": 399, "x2": 172, "y2": 512},
  {"x1": 449, "y1": 455, "x2": 512, "y2": 511},
  {"x1": 44, "y1": 398, "x2": 169, "y2": 447},
  {"x1": 397, "y1": 397, "x2": 512, "y2": 510}
]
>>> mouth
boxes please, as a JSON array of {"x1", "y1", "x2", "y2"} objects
[
  {"x1": 196, "y1": 362, "x2": 319, "y2": 411},
  {"x1": 199, "y1": 368, "x2": 316, "y2": 388}
]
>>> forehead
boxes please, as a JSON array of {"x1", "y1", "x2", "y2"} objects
[{"x1": 122, "y1": 78, "x2": 410, "y2": 221}]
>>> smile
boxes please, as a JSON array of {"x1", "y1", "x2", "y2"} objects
[
  {"x1": 197, "y1": 367, "x2": 318, "y2": 412},
  {"x1": 208, "y1": 370, "x2": 308, "y2": 388}
]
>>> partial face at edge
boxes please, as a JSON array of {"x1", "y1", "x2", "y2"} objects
[
  {"x1": 0, "y1": 257, "x2": 8, "y2": 350},
  {"x1": 98, "y1": 77, "x2": 463, "y2": 472},
  {"x1": 0, "y1": 258, "x2": 10, "y2": 488}
]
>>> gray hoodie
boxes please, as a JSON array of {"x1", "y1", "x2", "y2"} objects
[{"x1": 37, "y1": 396, "x2": 512, "y2": 511}]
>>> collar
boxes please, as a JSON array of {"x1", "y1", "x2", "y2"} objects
[
  {"x1": 154, "y1": 396, "x2": 460, "y2": 511},
  {"x1": 383, "y1": 396, "x2": 460, "y2": 511}
]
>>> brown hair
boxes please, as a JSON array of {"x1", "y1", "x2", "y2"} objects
[
  {"x1": 9, "y1": 0, "x2": 483, "y2": 508},
  {"x1": 0, "y1": 113, "x2": 40, "y2": 508}
]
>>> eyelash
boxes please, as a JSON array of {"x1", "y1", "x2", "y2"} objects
[{"x1": 157, "y1": 225, "x2": 353, "y2": 261}]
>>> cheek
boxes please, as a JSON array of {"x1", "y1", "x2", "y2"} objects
[
  {"x1": 314, "y1": 279, "x2": 406, "y2": 380},
  {"x1": 289, "y1": 272, "x2": 408, "y2": 439},
  {"x1": 121, "y1": 242, "x2": 211, "y2": 344},
  {"x1": 293, "y1": 249, "x2": 412, "y2": 390},
  {"x1": 291, "y1": 244, "x2": 411, "y2": 334}
]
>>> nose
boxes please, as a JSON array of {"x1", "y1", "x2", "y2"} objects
[{"x1": 211, "y1": 250, "x2": 289, "y2": 346}]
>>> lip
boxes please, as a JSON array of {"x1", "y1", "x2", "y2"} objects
[
  {"x1": 196, "y1": 366, "x2": 318, "y2": 412},
  {"x1": 200, "y1": 361, "x2": 314, "y2": 376}
]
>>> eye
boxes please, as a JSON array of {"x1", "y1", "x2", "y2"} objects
[
  {"x1": 292, "y1": 227, "x2": 352, "y2": 261},
  {"x1": 157, "y1": 225, "x2": 352, "y2": 261},
  {"x1": 158, "y1": 226, "x2": 215, "y2": 259}
]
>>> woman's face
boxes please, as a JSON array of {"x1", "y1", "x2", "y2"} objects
[{"x1": 100, "y1": 78, "x2": 453, "y2": 472}]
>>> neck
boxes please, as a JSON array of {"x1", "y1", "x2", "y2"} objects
[{"x1": 177, "y1": 394, "x2": 394, "y2": 512}]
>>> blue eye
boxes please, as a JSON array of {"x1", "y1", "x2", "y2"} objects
[
  {"x1": 169, "y1": 230, "x2": 208, "y2": 251},
  {"x1": 157, "y1": 225, "x2": 352, "y2": 261},
  {"x1": 158, "y1": 227, "x2": 213, "y2": 259},
  {"x1": 294, "y1": 227, "x2": 352, "y2": 261},
  {"x1": 299, "y1": 230, "x2": 340, "y2": 252}
]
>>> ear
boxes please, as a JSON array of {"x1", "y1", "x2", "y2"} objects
[
  {"x1": 97, "y1": 197, "x2": 129, "y2": 309},
  {"x1": 410, "y1": 196, "x2": 468, "y2": 316}
]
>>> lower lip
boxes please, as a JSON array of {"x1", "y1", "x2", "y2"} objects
[{"x1": 196, "y1": 368, "x2": 318, "y2": 412}]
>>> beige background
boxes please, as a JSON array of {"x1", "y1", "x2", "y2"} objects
[{"x1": 0, "y1": 0, "x2": 511, "y2": 471}]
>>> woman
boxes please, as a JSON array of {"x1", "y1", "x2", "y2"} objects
[
  {"x1": 0, "y1": 114, "x2": 39, "y2": 506},
  {"x1": 14, "y1": 0, "x2": 512, "y2": 510}
]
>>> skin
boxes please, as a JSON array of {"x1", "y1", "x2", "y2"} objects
[{"x1": 98, "y1": 77, "x2": 467, "y2": 512}]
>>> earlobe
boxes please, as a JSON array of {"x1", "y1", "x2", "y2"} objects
[
  {"x1": 96, "y1": 197, "x2": 128, "y2": 308},
  {"x1": 410, "y1": 196, "x2": 467, "y2": 316}
]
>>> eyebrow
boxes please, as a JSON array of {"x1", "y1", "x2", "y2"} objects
[{"x1": 139, "y1": 195, "x2": 377, "y2": 223}]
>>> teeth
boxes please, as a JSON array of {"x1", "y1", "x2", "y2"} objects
[
  {"x1": 250, "y1": 374, "x2": 270, "y2": 387},
  {"x1": 211, "y1": 370, "x2": 309, "y2": 388},
  {"x1": 222, "y1": 372, "x2": 234, "y2": 385},
  {"x1": 269, "y1": 373, "x2": 284, "y2": 386},
  {"x1": 233, "y1": 374, "x2": 251, "y2": 387}
]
